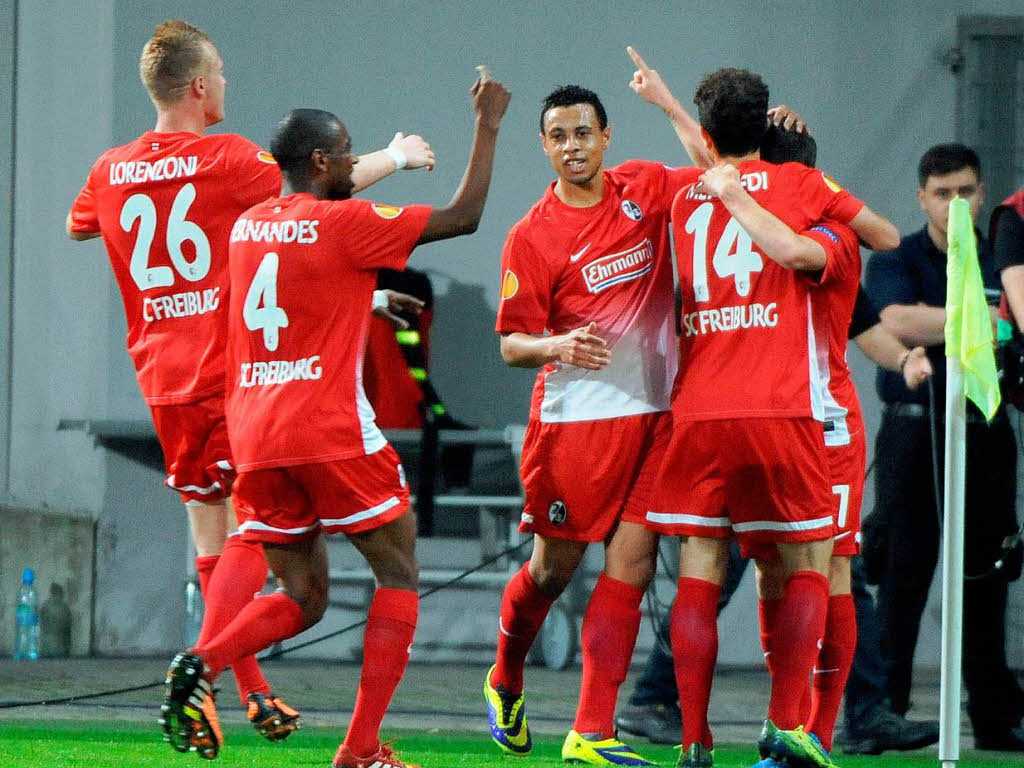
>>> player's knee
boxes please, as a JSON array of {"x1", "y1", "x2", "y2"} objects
[
  {"x1": 528, "y1": 561, "x2": 572, "y2": 596},
  {"x1": 379, "y1": 561, "x2": 419, "y2": 591},
  {"x1": 605, "y1": 557, "x2": 655, "y2": 590}
]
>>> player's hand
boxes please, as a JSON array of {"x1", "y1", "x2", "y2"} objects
[
  {"x1": 548, "y1": 322, "x2": 611, "y2": 370},
  {"x1": 697, "y1": 163, "x2": 742, "y2": 199},
  {"x1": 472, "y1": 65, "x2": 511, "y2": 132},
  {"x1": 902, "y1": 346, "x2": 932, "y2": 390},
  {"x1": 390, "y1": 132, "x2": 435, "y2": 171},
  {"x1": 373, "y1": 289, "x2": 425, "y2": 330},
  {"x1": 767, "y1": 104, "x2": 808, "y2": 134},
  {"x1": 626, "y1": 46, "x2": 675, "y2": 111}
]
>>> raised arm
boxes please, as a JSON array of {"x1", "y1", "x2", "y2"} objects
[
  {"x1": 350, "y1": 132, "x2": 436, "y2": 193},
  {"x1": 626, "y1": 46, "x2": 713, "y2": 169},
  {"x1": 500, "y1": 322, "x2": 611, "y2": 370},
  {"x1": 699, "y1": 164, "x2": 826, "y2": 271},
  {"x1": 417, "y1": 68, "x2": 510, "y2": 245}
]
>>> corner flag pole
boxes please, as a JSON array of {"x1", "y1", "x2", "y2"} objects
[{"x1": 938, "y1": 355, "x2": 965, "y2": 768}]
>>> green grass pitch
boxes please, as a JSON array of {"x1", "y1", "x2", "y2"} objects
[{"x1": 1, "y1": 720, "x2": 1023, "y2": 768}]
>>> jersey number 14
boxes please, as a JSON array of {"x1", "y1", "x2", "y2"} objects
[{"x1": 685, "y1": 202, "x2": 764, "y2": 302}]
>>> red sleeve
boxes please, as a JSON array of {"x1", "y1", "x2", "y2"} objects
[
  {"x1": 791, "y1": 164, "x2": 864, "y2": 225},
  {"x1": 331, "y1": 199, "x2": 432, "y2": 271},
  {"x1": 616, "y1": 159, "x2": 702, "y2": 202},
  {"x1": 227, "y1": 136, "x2": 283, "y2": 208},
  {"x1": 800, "y1": 220, "x2": 861, "y2": 286},
  {"x1": 495, "y1": 226, "x2": 551, "y2": 335},
  {"x1": 68, "y1": 164, "x2": 101, "y2": 234}
]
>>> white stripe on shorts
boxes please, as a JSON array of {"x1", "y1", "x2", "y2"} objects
[
  {"x1": 237, "y1": 520, "x2": 319, "y2": 536},
  {"x1": 645, "y1": 512, "x2": 731, "y2": 528},
  {"x1": 166, "y1": 475, "x2": 222, "y2": 495},
  {"x1": 731, "y1": 515, "x2": 833, "y2": 533},
  {"x1": 320, "y1": 496, "x2": 401, "y2": 528}
]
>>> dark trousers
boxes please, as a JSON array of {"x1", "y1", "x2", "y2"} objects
[
  {"x1": 842, "y1": 555, "x2": 889, "y2": 724},
  {"x1": 866, "y1": 408, "x2": 1021, "y2": 735}
]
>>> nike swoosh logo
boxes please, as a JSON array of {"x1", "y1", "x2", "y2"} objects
[
  {"x1": 812, "y1": 667, "x2": 840, "y2": 675},
  {"x1": 569, "y1": 243, "x2": 591, "y2": 262},
  {"x1": 499, "y1": 618, "x2": 520, "y2": 638}
]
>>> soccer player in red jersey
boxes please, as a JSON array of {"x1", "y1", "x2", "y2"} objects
[
  {"x1": 642, "y1": 68, "x2": 897, "y2": 768},
  {"x1": 484, "y1": 76, "x2": 714, "y2": 764},
  {"x1": 66, "y1": 20, "x2": 435, "y2": 740},
  {"x1": 159, "y1": 70, "x2": 510, "y2": 768}
]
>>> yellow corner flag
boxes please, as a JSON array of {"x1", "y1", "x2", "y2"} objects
[{"x1": 945, "y1": 197, "x2": 1000, "y2": 421}]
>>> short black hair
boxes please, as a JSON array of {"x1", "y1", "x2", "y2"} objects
[
  {"x1": 693, "y1": 68, "x2": 769, "y2": 157},
  {"x1": 540, "y1": 85, "x2": 607, "y2": 132},
  {"x1": 760, "y1": 124, "x2": 817, "y2": 167},
  {"x1": 270, "y1": 108, "x2": 344, "y2": 177},
  {"x1": 917, "y1": 143, "x2": 981, "y2": 187}
]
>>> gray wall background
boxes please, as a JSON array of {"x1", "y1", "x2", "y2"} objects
[{"x1": 2, "y1": 0, "x2": 1023, "y2": 660}]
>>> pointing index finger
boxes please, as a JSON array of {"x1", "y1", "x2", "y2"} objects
[
  {"x1": 626, "y1": 46, "x2": 649, "y2": 72},
  {"x1": 475, "y1": 64, "x2": 492, "y2": 81}
]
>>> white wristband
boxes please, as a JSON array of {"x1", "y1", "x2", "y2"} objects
[
  {"x1": 383, "y1": 145, "x2": 407, "y2": 171},
  {"x1": 372, "y1": 290, "x2": 389, "y2": 311}
]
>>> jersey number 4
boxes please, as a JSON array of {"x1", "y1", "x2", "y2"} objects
[
  {"x1": 243, "y1": 252, "x2": 289, "y2": 352},
  {"x1": 685, "y1": 202, "x2": 764, "y2": 302},
  {"x1": 119, "y1": 183, "x2": 211, "y2": 290}
]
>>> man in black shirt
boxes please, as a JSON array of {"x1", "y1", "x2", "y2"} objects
[
  {"x1": 865, "y1": 143, "x2": 1023, "y2": 751},
  {"x1": 992, "y1": 188, "x2": 1024, "y2": 329}
]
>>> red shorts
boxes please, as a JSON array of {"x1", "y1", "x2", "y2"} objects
[
  {"x1": 518, "y1": 412, "x2": 669, "y2": 542},
  {"x1": 645, "y1": 417, "x2": 833, "y2": 558},
  {"x1": 150, "y1": 393, "x2": 234, "y2": 503},
  {"x1": 827, "y1": 415, "x2": 866, "y2": 557},
  {"x1": 232, "y1": 444, "x2": 410, "y2": 544}
]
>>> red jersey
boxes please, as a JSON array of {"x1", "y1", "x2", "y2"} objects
[
  {"x1": 496, "y1": 160, "x2": 700, "y2": 423},
  {"x1": 69, "y1": 131, "x2": 281, "y2": 405},
  {"x1": 225, "y1": 194, "x2": 431, "y2": 472},
  {"x1": 804, "y1": 221, "x2": 864, "y2": 444},
  {"x1": 671, "y1": 160, "x2": 864, "y2": 421}
]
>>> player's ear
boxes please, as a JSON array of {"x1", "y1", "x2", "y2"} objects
[
  {"x1": 191, "y1": 74, "x2": 206, "y2": 100},
  {"x1": 601, "y1": 125, "x2": 611, "y2": 149},
  {"x1": 917, "y1": 185, "x2": 927, "y2": 213},
  {"x1": 699, "y1": 127, "x2": 717, "y2": 161}
]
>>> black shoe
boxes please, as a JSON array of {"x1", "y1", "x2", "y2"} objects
[
  {"x1": 615, "y1": 700, "x2": 682, "y2": 745},
  {"x1": 842, "y1": 707, "x2": 939, "y2": 755},
  {"x1": 974, "y1": 726, "x2": 1024, "y2": 751}
]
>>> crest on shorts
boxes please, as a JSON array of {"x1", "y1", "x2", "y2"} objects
[
  {"x1": 548, "y1": 500, "x2": 567, "y2": 526},
  {"x1": 621, "y1": 200, "x2": 643, "y2": 221}
]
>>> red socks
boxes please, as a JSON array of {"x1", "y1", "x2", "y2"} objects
[
  {"x1": 492, "y1": 562, "x2": 557, "y2": 694},
  {"x1": 806, "y1": 593, "x2": 856, "y2": 751},
  {"x1": 766, "y1": 571, "x2": 829, "y2": 729},
  {"x1": 758, "y1": 597, "x2": 781, "y2": 675},
  {"x1": 671, "y1": 578, "x2": 721, "y2": 749},
  {"x1": 194, "y1": 540, "x2": 272, "y2": 703},
  {"x1": 196, "y1": 590, "x2": 304, "y2": 677},
  {"x1": 343, "y1": 588, "x2": 419, "y2": 757},
  {"x1": 573, "y1": 574, "x2": 645, "y2": 738}
]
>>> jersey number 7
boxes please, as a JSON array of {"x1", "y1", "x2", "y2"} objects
[{"x1": 685, "y1": 202, "x2": 764, "y2": 302}]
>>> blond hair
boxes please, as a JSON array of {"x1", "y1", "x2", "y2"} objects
[{"x1": 139, "y1": 20, "x2": 213, "y2": 106}]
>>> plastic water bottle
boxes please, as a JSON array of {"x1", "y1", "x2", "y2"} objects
[{"x1": 13, "y1": 568, "x2": 39, "y2": 660}]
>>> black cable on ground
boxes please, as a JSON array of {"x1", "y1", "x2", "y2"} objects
[{"x1": 0, "y1": 535, "x2": 534, "y2": 710}]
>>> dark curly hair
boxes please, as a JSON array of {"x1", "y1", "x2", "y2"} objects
[
  {"x1": 693, "y1": 68, "x2": 769, "y2": 157},
  {"x1": 760, "y1": 124, "x2": 817, "y2": 167},
  {"x1": 540, "y1": 84, "x2": 607, "y2": 132}
]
